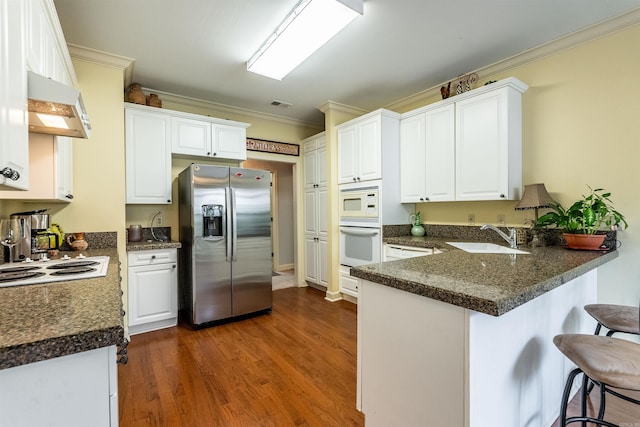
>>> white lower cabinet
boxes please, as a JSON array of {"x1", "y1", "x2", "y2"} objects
[
  {"x1": 127, "y1": 249, "x2": 178, "y2": 335},
  {"x1": 303, "y1": 133, "x2": 328, "y2": 288},
  {"x1": 304, "y1": 235, "x2": 327, "y2": 287},
  {"x1": 339, "y1": 265, "x2": 359, "y2": 298},
  {"x1": 0, "y1": 346, "x2": 118, "y2": 427}
]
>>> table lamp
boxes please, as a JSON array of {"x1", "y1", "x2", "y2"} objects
[{"x1": 514, "y1": 183, "x2": 555, "y2": 223}]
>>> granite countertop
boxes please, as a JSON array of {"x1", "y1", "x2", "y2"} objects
[
  {"x1": 0, "y1": 248, "x2": 124, "y2": 370},
  {"x1": 351, "y1": 236, "x2": 618, "y2": 316},
  {"x1": 126, "y1": 240, "x2": 181, "y2": 251}
]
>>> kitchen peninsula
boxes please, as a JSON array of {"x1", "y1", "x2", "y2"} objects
[
  {"x1": 351, "y1": 240, "x2": 618, "y2": 427},
  {"x1": 0, "y1": 246, "x2": 124, "y2": 427}
]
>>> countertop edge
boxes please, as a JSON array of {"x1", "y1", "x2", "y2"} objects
[
  {"x1": 351, "y1": 246, "x2": 619, "y2": 316},
  {"x1": 126, "y1": 241, "x2": 182, "y2": 251},
  {"x1": 0, "y1": 325, "x2": 124, "y2": 370}
]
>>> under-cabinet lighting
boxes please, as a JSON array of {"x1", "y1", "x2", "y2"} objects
[
  {"x1": 35, "y1": 113, "x2": 70, "y2": 129},
  {"x1": 247, "y1": 0, "x2": 363, "y2": 80}
]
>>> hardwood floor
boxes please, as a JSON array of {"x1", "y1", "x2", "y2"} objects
[
  {"x1": 550, "y1": 383, "x2": 640, "y2": 426},
  {"x1": 118, "y1": 287, "x2": 364, "y2": 426},
  {"x1": 119, "y1": 285, "x2": 640, "y2": 426}
]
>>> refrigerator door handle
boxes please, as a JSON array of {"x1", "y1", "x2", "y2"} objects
[
  {"x1": 225, "y1": 187, "x2": 233, "y2": 262},
  {"x1": 231, "y1": 187, "x2": 238, "y2": 262}
]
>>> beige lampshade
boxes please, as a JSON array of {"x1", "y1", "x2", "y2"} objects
[
  {"x1": 515, "y1": 183, "x2": 555, "y2": 210},
  {"x1": 515, "y1": 183, "x2": 555, "y2": 222}
]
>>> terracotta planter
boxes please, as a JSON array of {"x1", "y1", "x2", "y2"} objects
[{"x1": 563, "y1": 233, "x2": 606, "y2": 250}]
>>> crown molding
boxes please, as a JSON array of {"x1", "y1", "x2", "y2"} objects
[
  {"x1": 67, "y1": 44, "x2": 319, "y2": 128},
  {"x1": 66, "y1": 44, "x2": 135, "y2": 87},
  {"x1": 317, "y1": 100, "x2": 368, "y2": 116},
  {"x1": 386, "y1": 8, "x2": 640, "y2": 112},
  {"x1": 140, "y1": 88, "x2": 323, "y2": 130}
]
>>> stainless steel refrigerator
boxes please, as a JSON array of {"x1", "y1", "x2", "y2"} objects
[{"x1": 178, "y1": 164, "x2": 272, "y2": 326}]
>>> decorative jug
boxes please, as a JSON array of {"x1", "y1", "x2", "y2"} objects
[
  {"x1": 67, "y1": 232, "x2": 89, "y2": 251},
  {"x1": 409, "y1": 212, "x2": 426, "y2": 237}
]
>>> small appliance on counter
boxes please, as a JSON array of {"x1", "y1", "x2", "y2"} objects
[{"x1": 8, "y1": 209, "x2": 56, "y2": 261}]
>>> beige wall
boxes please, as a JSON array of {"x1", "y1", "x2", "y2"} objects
[{"x1": 392, "y1": 25, "x2": 640, "y2": 305}]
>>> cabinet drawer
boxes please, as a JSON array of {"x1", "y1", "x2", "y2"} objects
[
  {"x1": 127, "y1": 248, "x2": 177, "y2": 266},
  {"x1": 339, "y1": 265, "x2": 359, "y2": 297}
]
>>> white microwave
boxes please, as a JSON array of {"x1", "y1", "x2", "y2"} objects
[{"x1": 339, "y1": 186, "x2": 379, "y2": 221}]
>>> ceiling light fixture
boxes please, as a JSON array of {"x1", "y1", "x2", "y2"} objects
[{"x1": 247, "y1": 0, "x2": 363, "y2": 80}]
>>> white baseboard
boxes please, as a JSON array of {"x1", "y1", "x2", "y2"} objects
[{"x1": 325, "y1": 290, "x2": 342, "y2": 302}]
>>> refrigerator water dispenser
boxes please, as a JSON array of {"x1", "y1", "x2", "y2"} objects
[{"x1": 202, "y1": 204, "x2": 223, "y2": 238}]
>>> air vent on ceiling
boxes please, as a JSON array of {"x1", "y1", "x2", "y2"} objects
[{"x1": 270, "y1": 99, "x2": 293, "y2": 108}]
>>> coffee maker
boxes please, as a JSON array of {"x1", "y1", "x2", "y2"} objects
[{"x1": 9, "y1": 209, "x2": 51, "y2": 261}]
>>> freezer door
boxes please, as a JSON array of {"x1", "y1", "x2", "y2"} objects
[
  {"x1": 230, "y1": 168, "x2": 272, "y2": 316},
  {"x1": 192, "y1": 165, "x2": 232, "y2": 324}
]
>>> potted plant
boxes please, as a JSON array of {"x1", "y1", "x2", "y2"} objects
[{"x1": 536, "y1": 186, "x2": 628, "y2": 250}]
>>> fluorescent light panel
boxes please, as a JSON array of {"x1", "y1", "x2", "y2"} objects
[{"x1": 247, "y1": 0, "x2": 363, "y2": 80}]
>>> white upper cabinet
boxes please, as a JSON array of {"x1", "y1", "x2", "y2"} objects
[
  {"x1": 303, "y1": 133, "x2": 326, "y2": 189},
  {"x1": 0, "y1": 0, "x2": 29, "y2": 190},
  {"x1": 171, "y1": 116, "x2": 211, "y2": 157},
  {"x1": 25, "y1": 0, "x2": 72, "y2": 85},
  {"x1": 211, "y1": 123, "x2": 246, "y2": 160},
  {"x1": 125, "y1": 106, "x2": 172, "y2": 204},
  {"x1": 171, "y1": 112, "x2": 248, "y2": 161},
  {"x1": 337, "y1": 124, "x2": 359, "y2": 184},
  {"x1": 400, "y1": 104, "x2": 455, "y2": 202},
  {"x1": 400, "y1": 77, "x2": 527, "y2": 202},
  {"x1": 0, "y1": 133, "x2": 73, "y2": 201},
  {"x1": 455, "y1": 85, "x2": 523, "y2": 201},
  {"x1": 0, "y1": 0, "x2": 78, "y2": 193},
  {"x1": 337, "y1": 110, "x2": 398, "y2": 185},
  {"x1": 126, "y1": 103, "x2": 251, "y2": 204}
]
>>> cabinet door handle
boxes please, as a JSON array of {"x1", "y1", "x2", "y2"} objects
[
  {"x1": 500, "y1": 194, "x2": 505, "y2": 198},
  {"x1": 151, "y1": 255, "x2": 156, "y2": 259},
  {"x1": 65, "y1": 194, "x2": 74, "y2": 199},
  {"x1": 1, "y1": 167, "x2": 20, "y2": 181},
  {"x1": 419, "y1": 197, "x2": 424, "y2": 201},
  {"x1": 207, "y1": 152, "x2": 211, "y2": 155},
  {"x1": 172, "y1": 264, "x2": 176, "y2": 269},
  {"x1": 213, "y1": 152, "x2": 217, "y2": 156},
  {"x1": 352, "y1": 177, "x2": 357, "y2": 182}
]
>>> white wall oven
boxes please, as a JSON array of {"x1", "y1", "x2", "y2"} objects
[
  {"x1": 339, "y1": 226, "x2": 381, "y2": 267},
  {"x1": 339, "y1": 182, "x2": 382, "y2": 267}
]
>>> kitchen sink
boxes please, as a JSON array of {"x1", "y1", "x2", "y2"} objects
[{"x1": 446, "y1": 242, "x2": 530, "y2": 254}]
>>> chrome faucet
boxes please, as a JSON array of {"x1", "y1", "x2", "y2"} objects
[{"x1": 480, "y1": 224, "x2": 518, "y2": 249}]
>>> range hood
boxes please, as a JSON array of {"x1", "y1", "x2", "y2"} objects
[{"x1": 27, "y1": 71, "x2": 91, "y2": 139}]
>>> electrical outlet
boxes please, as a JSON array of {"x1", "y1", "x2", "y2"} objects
[
  {"x1": 468, "y1": 213, "x2": 475, "y2": 225},
  {"x1": 497, "y1": 214, "x2": 505, "y2": 226},
  {"x1": 154, "y1": 213, "x2": 163, "y2": 226}
]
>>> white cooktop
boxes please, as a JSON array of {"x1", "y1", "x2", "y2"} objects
[{"x1": 0, "y1": 255, "x2": 110, "y2": 288}]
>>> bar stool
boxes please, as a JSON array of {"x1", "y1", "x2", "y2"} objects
[
  {"x1": 553, "y1": 334, "x2": 640, "y2": 426},
  {"x1": 584, "y1": 304, "x2": 640, "y2": 337},
  {"x1": 584, "y1": 303, "x2": 640, "y2": 394}
]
